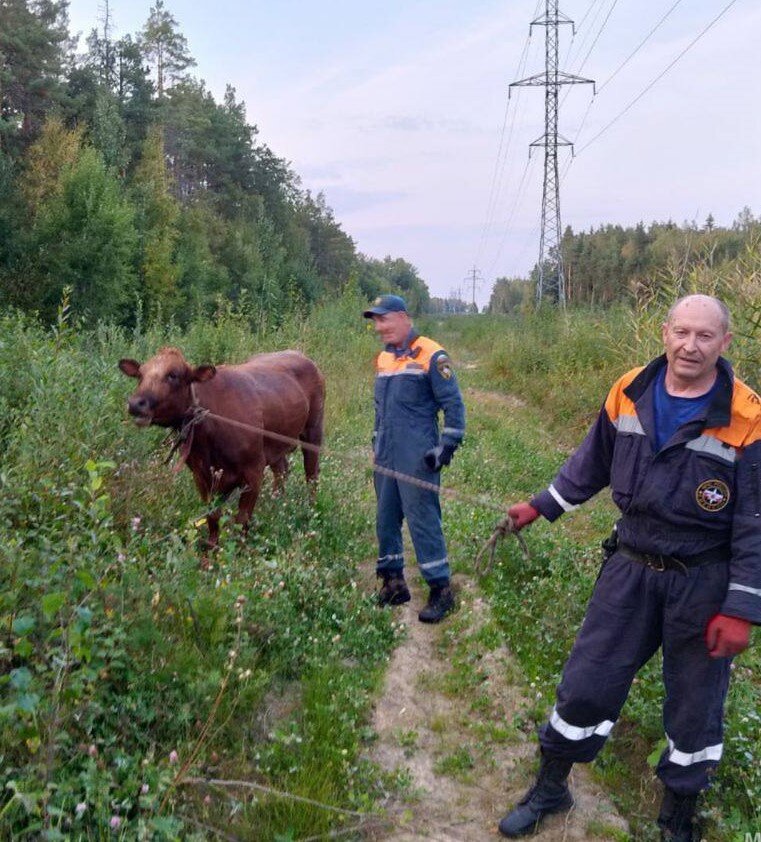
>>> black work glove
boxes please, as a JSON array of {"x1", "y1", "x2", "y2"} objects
[{"x1": 424, "y1": 442, "x2": 456, "y2": 472}]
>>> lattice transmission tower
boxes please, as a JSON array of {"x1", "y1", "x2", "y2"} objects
[{"x1": 510, "y1": 1, "x2": 594, "y2": 305}]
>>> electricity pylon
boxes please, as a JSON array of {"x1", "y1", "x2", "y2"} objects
[
  {"x1": 464, "y1": 266, "x2": 482, "y2": 310},
  {"x1": 510, "y1": 0, "x2": 594, "y2": 305}
]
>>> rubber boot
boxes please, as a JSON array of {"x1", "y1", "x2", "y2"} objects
[
  {"x1": 418, "y1": 583, "x2": 454, "y2": 623},
  {"x1": 499, "y1": 752, "x2": 574, "y2": 837},
  {"x1": 377, "y1": 572, "x2": 410, "y2": 607},
  {"x1": 657, "y1": 788, "x2": 700, "y2": 841}
]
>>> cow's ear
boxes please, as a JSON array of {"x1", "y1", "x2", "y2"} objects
[
  {"x1": 119, "y1": 358, "x2": 141, "y2": 378},
  {"x1": 193, "y1": 364, "x2": 216, "y2": 382}
]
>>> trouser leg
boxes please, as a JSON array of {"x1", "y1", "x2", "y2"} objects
[
  {"x1": 374, "y1": 472, "x2": 404, "y2": 576},
  {"x1": 398, "y1": 473, "x2": 449, "y2": 584},
  {"x1": 540, "y1": 553, "x2": 662, "y2": 761},
  {"x1": 657, "y1": 562, "x2": 731, "y2": 794}
]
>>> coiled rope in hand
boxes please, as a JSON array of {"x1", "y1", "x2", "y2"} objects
[{"x1": 474, "y1": 513, "x2": 530, "y2": 576}]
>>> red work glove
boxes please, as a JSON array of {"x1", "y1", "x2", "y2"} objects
[
  {"x1": 507, "y1": 501, "x2": 540, "y2": 532},
  {"x1": 705, "y1": 613, "x2": 751, "y2": 658}
]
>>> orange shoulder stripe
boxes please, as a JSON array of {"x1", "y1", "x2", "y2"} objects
[{"x1": 604, "y1": 367, "x2": 644, "y2": 422}]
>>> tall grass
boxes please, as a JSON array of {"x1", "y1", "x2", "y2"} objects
[{"x1": 0, "y1": 289, "x2": 397, "y2": 839}]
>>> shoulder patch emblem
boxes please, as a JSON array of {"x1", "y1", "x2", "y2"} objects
[
  {"x1": 436, "y1": 354, "x2": 453, "y2": 380},
  {"x1": 695, "y1": 479, "x2": 730, "y2": 512}
]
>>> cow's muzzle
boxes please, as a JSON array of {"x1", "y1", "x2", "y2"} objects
[{"x1": 128, "y1": 395, "x2": 155, "y2": 426}]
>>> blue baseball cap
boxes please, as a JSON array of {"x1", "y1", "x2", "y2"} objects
[{"x1": 363, "y1": 294, "x2": 408, "y2": 318}]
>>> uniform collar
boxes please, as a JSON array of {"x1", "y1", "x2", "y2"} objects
[
  {"x1": 386, "y1": 328, "x2": 421, "y2": 358},
  {"x1": 624, "y1": 354, "x2": 734, "y2": 428}
]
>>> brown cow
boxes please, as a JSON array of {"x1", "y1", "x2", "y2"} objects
[{"x1": 118, "y1": 347, "x2": 325, "y2": 545}]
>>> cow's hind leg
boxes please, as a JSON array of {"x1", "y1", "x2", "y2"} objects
[
  {"x1": 300, "y1": 422, "x2": 323, "y2": 489},
  {"x1": 236, "y1": 464, "x2": 265, "y2": 534},
  {"x1": 270, "y1": 454, "x2": 290, "y2": 497}
]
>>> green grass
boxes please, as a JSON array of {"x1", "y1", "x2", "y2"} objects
[{"x1": 1, "y1": 292, "x2": 758, "y2": 839}]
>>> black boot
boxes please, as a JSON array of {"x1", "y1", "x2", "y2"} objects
[
  {"x1": 418, "y1": 583, "x2": 454, "y2": 623},
  {"x1": 657, "y1": 787, "x2": 700, "y2": 841},
  {"x1": 377, "y1": 572, "x2": 410, "y2": 607},
  {"x1": 499, "y1": 752, "x2": 574, "y2": 837}
]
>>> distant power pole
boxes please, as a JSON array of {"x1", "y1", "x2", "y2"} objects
[
  {"x1": 510, "y1": 0, "x2": 594, "y2": 305},
  {"x1": 464, "y1": 266, "x2": 482, "y2": 310}
]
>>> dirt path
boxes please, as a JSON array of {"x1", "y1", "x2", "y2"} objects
[{"x1": 367, "y1": 573, "x2": 628, "y2": 841}]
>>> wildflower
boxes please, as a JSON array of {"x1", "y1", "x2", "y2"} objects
[
  {"x1": 203, "y1": 795, "x2": 212, "y2": 805},
  {"x1": 110, "y1": 815, "x2": 121, "y2": 830},
  {"x1": 131, "y1": 516, "x2": 141, "y2": 531},
  {"x1": 75, "y1": 802, "x2": 87, "y2": 817},
  {"x1": 87, "y1": 744, "x2": 98, "y2": 758},
  {"x1": 140, "y1": 784, "x2": 149, "y2": 795},
  {"x1": 117, "y1": 552, "x2": 126, "y2": 563},
  {"x1": 169, "y1": 750, "x2": 179, "y2": 765}
]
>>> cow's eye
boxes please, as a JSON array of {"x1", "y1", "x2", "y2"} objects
[{"x1": 166, "y1": 372, "x2": 179, "y2": 384}]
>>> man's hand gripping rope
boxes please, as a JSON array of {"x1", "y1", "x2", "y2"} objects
[{"x1": 474, "y1": 513, "x2": 530, "y2": 575}]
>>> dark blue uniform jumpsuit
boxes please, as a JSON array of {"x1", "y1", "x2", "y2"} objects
[
  {"x1": 373, "y1": 330, "x2": 466, "y2": 586},
  {"x1": 531, "y1": 355, "x2": 761, "y2": 794}
]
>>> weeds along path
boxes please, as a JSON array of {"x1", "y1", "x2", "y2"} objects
[
  {"x1": 367, "y1": 573, "x2": 627, "y2": 841},
  {"x1": 363, "y1": 349, "x2": 627, "y2": 839}
]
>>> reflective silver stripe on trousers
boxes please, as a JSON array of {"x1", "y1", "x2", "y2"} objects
[
  {"x1": 419, "y1": 556, "x2": 447, "y2": 571},
  {"x1": 686, "y1": 435, "x2": 736, "y2": 463},
  {"x1": 728, "y1": 582, "x2": 761, "y2": 598},
  {"x1": 666, "y1": 735, "x2": 723, "y2": 766},
  {"x1": 614, "y1": 414, "x2": 646, "y2": 435},
  {"x1": 548, "y1": 484, "x2": 578, "y2": 513},
  {"x1": 442, "y1": 427, "x2": 465, "y2": 437},
  {"x1": 550, "y1": 707, "x2": 615, "y2": 740},
  {"x1": 378, "y1": 553, "x2": 404, "y2": 562}
]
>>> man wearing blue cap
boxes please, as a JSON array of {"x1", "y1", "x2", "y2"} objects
[{"x1": 363, "y1": 294, "x2": 466, "y2": 622}]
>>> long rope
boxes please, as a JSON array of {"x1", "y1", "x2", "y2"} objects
[
  {"x1": 164, "y1": 400, "x2": 526, "y2": 567},
  {"x1": 183, "y1": 406, "x2": 508, "y2": 514}
]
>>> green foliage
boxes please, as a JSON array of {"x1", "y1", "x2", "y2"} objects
[
  {"x1": 0, "y1": 0, "x2": 69, "y2": 154},
  {"x1": 31, "y1": 146, "x2": 138, "y2": 323},
  {"x1": 0, "y1": 3, "x2": 430, "y2": 331},
  {"x1": 131, "y1": 125, "x2": 180, "y2": 317},
  {"x1": 0, "y1": 295, "x2": 394, "y2": 838}
]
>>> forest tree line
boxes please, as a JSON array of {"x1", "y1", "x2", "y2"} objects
[
  {"x1": 489, "y1": 211, "x2": 760, "y2": 313},
  {"x1": 0, "y1": 0, "x2": 432, "y2": 326}
]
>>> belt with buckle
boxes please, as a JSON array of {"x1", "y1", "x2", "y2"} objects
[{"x1": 618, "y1": 543, "x2": 728, "y2": 574}]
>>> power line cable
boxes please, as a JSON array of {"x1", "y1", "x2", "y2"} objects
[
  {"x1": 560, "y1": 0, "x2": 618, "y2": 109},
  {"x1": 575, "y1": 0, "x2": 740, "y2": 156},
  {"x1": 597, "y1": 0, "x2": 683, "y2": 94},
  {"x1": 571, "y1": 0, "x2": 619, "y2": 78},
  {"x1": 564, "y1": 0, "x2": 608, "y2": 74},
  {"x1": 475, "y1": 0, "x2": 543, "y2": 267},
  {"x1": 475, "y1": 33, "x2": 532, "y2": 264},
  {"x1": 486, "y1": 154, "x2": 537, "y2": 278},
  {"x1": 560, "y1": 0, "x2": 685, "y2": 182},
  {"x1": 561, "y1": 0, "x2": 603, "y2": 68}
]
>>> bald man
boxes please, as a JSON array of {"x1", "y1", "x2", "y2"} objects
[{"x1": 498, "y1": 295, "x2": 761, "y2": 841}]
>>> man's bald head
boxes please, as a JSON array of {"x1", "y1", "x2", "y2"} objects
[{"x1": 666, "y1": 294, "x2": 730, "y2": 334}]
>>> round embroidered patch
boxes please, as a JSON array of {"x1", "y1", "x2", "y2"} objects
[
  {"x1": 436, "y1": 355, "x2": 453, "y2": 380},
  {"x1": 695, "y1": 479, "x2": 730, "y2": 512}
]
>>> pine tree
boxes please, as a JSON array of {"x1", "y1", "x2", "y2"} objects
[{"x1": 139, "y1": 0, "x2": 195, "y2": 99}]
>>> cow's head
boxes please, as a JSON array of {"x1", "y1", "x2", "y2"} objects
[{"x1": 118, "y1": 346, "x2": 216, "y2": 427}]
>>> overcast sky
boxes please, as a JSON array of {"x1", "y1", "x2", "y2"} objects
[{"x1": 66, "y1": 0, "x2": 760, "y2": 307}]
